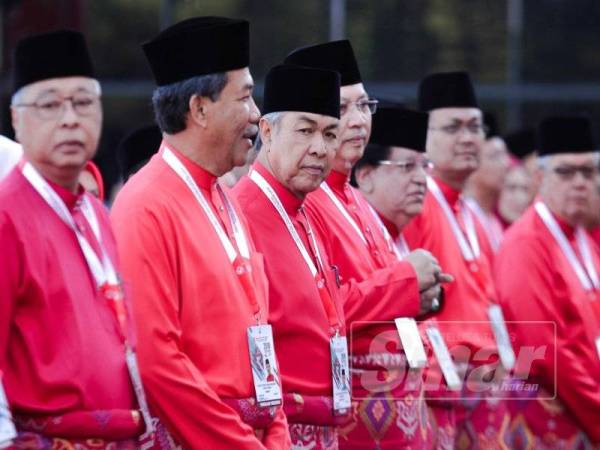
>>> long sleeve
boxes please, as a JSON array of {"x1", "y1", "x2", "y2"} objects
[
  {"x1": 0, "y1": 212, "x2": 19, "y2": 384},
  {"x1": 495, "y1": 235, "x2": 600, "y2": 442},
  {"x1": 113, "y1": 206, "x2": 273, "y2": 450},
  {"x1": 338, "y1": 261, "x2": 420, "y2": 325}
]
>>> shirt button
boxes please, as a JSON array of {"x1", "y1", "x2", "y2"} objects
[{"x1": 219, "y1": 206, "x2": 224, "y2": 212}]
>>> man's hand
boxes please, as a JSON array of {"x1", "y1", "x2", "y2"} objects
[
  {"x1": 405, "y1": 249, "x2": 442, "y2": 291},
  {"x1": 405, "y1": 249, "x2": 453, "y2": 315}
]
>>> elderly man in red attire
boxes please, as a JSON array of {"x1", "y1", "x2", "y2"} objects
[
  {"x1": 234, "y1": 63, "x2": 348, "y2": 450},
  {"x1": 353, "y1": 106, "x2": 468, "y2": 450},
  {"x1": 0, "y1": 30, "x2": 150, "y2": 449},
  {"x1": 284, "y1": 41, "x2": 451, "y2": 450},
  {"x1": 111, "y1": 18, "x2": 290, "y2": 450},
  {"x1": 495, "y1": 115, "x2": 600, "y2": 448},
  {"x1": 402, "y1": 72, "x2": 516, "y2": 449}
]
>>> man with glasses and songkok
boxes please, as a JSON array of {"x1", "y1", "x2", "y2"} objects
[
  {"x1": 0, "y1": 30, "x2": 150, "y2": 448},
  {"x1": 351, "y1": 105, "x2": 458, "y2": 449},
  {"x1": 280, "y1": 40, "x2": 451, "y2": 449},
  {"x1": 495, "y1": 115, "x2": 600, "y2": 447},
  {"x1": 402, "y1": 71, "x2": 516, "y2": 448},
  {"x1": 111, "y1": 17, "x2": 290, "y2": 449}
]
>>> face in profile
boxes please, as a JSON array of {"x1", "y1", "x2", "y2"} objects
[
  {"x1": 205, "y1": 67, "x2": 260, "y2": 175},
  {"x1": 332, "y1": 83, "x2": 373, "y2": 173}
]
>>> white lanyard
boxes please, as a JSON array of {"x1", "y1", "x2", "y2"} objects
[
  {"x1": 464, "y1": 197, "x2": 502, "y2": 252},
  {"x1": 321, "y1": 182, "x2": 368, "y2": 246},
  {"x1": 250, "y1": 169, "x2": 324, "y2": 277},
  {"x1": 366, "y1": 203, "x2": 407, "y2": 260},
  {"x1": 162, "y1": 147, "x2": 250, "y2": 262},
  {"x1": 395, "y1": 235, "x2": 411, "y2": 259},
  {"x1": 427, "y1": 177, "x2": 480, "y2": 261},
  {"x1": 21, "y1": 162, "x2": 118, "y2": 288},
  {"x1": 535, "y1": 201, "x2": 600, "y2": 291}
]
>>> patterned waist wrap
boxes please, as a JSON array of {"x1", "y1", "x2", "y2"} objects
[
  {"x1": 14, "y1": 409, "x2": 144, "y2": 440},
  {"x1": 221, "y1": 397, "x2": 280, "y2": 429}
]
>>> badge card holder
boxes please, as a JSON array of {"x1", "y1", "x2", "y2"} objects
[
  {"x1": 488, "y1": 304, "x2": 516, "y2": 370},
  {"x1": 248, "y1": 324, "x2": 282, "y2": 407},
  {"x1": 394, "y1": 318, "x2": 428, "y2": 369},
  {"x1": 0, "y1": 376, "x2": 16, "y2": 449},
  {"x1": 330, "y1": 334, "x2": 351, "y2": 415},
  {"x1": 426, "y1": 326, "x2": 462, "y2": 391}
]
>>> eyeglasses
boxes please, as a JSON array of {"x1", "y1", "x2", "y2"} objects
[
  {"x1": 14, "y1": 93, "x2": 100, "y2": 120},
  {"x1": 428, "y1": 122, "x2": 488, "y2": 136},
  {"x1": 552, "y1": 165, "x2": 599, "y2": 180},
  {"x1": 340, "y1": 99, "x2": 378, "y2": 116},
  {"x1": 378, "y1": 158, "x2": 433, "y2": 174}
]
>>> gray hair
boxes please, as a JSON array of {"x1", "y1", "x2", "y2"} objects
[
  {"x1": 152, "y1": 72, "x2": 228, "y2": 134},
  {"x1": 538, "y1": 152, "x2": 600, "y2": 170},
  {"x1": 255, "y1": 112, "x2": 285, "y2": 152},
  {"x1": 537, "y1": 155, "x2": 550, "y2": 170},
  {"x1": 11, "y1": 79, "x2": 102, "y2": 106}
]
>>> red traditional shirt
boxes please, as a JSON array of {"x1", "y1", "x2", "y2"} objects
[
  {"x1": 111, "y1": 143, "x2": 289, "y2": 450},
  {"x1": 0, "y1": 168, "x2": 136, "y2": 415},
  {"x1": 403, "y1": 176, "x2": 498, "y2": 358},
  {"x1": 304, "y1": 170, "x2": 420, "y2": 356},
  {"x1": 494, "y1": 203, "x2": 600, "y2": 442}
]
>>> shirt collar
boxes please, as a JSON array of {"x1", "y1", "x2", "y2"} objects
[
  {"x1": 326, "y1": 170, "x2": 350, "y2": 195},
  {"x1": 160, "y1": 140, "x2": 217, "y2": 191},
  {"x1": 253, "y1": 161, "x2": 304, "y2": 216},
  {"x1": 551, "y1": 207, "x2": 576, "y2": 239},
  {"x1": 376, "y1": 209, "x2": 400, "y2": 240},
  {"x1": 432, "y1": 175, "x2": 461, "y2": 208},
  {"x1": 46, "y1": 178, "x2": 85, "y2": 211}
]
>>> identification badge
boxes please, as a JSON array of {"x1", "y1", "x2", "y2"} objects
[
  {"x1": 394, "y1": 318, "x2": 427, "y2": 369},
  {"x1": 488, "y1": 305, "x2": 516, "y2": 370},
  {"x1": 125, "y1": 347, "x2": 155, "y2": 437},
  {"x1": 596, "y1": 337, "x2": 600, "y2": 360},
  {"x1": 426, "y1": 326, "x2": 462, "y2": 391},
  {"x1": 0, "y1": 377, "x2": 16, "y2": 448},
  {"x1": 247, "y1": 325, "x2": 282, "y2": 407},
  {"x1": 330, "y1": 335, "x2": 351, "y2": 414}
]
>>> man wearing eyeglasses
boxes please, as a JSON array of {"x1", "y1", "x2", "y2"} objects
[
  {"x1": 495, "y1": 115, "x2": 600, "y2": 447},
  {"x1": 285, "y1": 41, "x2": 450, "y2": 449},
  {"x1": 0, "y1": 30, "x2": 148, "y2": 448},
  {"x1": 403, "y1": 71, "x2": 515, "y2": 448}
]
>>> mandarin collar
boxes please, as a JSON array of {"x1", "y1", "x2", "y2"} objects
[
  {"x1": 160, "y1": 141, "x2": 217, "y2": 191},
  {"x1": 47, "y1": 178, "x2": 85, "y2": 211},
  {"x1": 376, "y1": 210, "x2": 400, "y2": 240},
  {"x1": 252, "y1": 161, "x2": 304, "y2": 215},
  {"x1": 551, "y1": 207, "x2": 576, "y2": 239},
  {"x1": 432, "y1": 175, "x2": 461, "y2": 208},
  {"x1": 325, "y1": 170, "x2": 350, "y2": 195}
]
